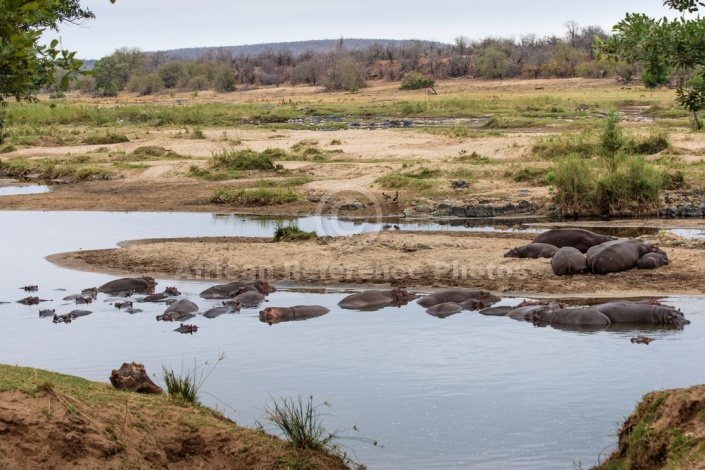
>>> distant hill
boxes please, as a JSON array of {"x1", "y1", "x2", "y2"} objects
[{"x1": 161, "y1": 38, "x2": 444, "y2": 61}]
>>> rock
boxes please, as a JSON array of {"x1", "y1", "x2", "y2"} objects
[
  {"x1": 109, "y1": 362, "x2": 163, "y2": 394},
  {"x1": 415, "y1": 204, "x2": 432, "y2": 212}
]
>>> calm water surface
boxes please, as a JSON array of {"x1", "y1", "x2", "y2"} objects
[{"x1": 1, "y1": 211, "x2": 703, "y2": 469}]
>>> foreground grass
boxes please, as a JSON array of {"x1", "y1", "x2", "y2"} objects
[
  {"x1": 210, "y1": 188, "x2": 300, "y2": 206},
  {"x1": 0, "y1": 364, "x2": 352, "y2": 469}
]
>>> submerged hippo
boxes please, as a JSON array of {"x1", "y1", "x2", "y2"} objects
[
  {"x1": 338, "y1": 288, "x2": 416, "y2": 311},
  {"x1": 21, "y1": 285, "x2": 38, "y2": 292},
  {"x1": 504, "y1": 243, "x2": 559, "y2": 259},
  {"x1": 202, "y1": 300, "x2": 242, "y2": 319},
  {"x1": 594, "y1": 301, "x2": 689, "y2": 325},
  {"x1": 231, "y1": 288, "x2": 265, "y2": 308},
  {"x1": 199, "y1": 280, "x2": 276, "y2": 299},
  {"x1": 550, "y1": 247, "x2": 588, "y2": 276},
  {"x1": 164, "y1": 299, "x2": 199, "y2": 321},
  {"x1": 506, "y1": 305, "x2": 551, "y2": 321},
  {"x1": 174, "y1": 323, "x2": 198, "y2": 334},
  {"x1": 425, "y1": 302, "x2": 463, "y2": 318},
  {"x1": 416, "y1": 289, "x2": 500, "y2": 308},
  {"x1": 259, "y1": 306, "x2": 330, "y2": 324},
  {"x1": 533, "y1": 308, "x2": 611, "y2": 326},
  {"x1": 39, "y1": 308, "x2": 56, "y2": 318},
  {"x1": 636, "y1": 253, "x2": 670, "y2": 269},
  {"x1": 478, "y1": 305, "x2": 515, "y2": 316},
  {"x1": 586, "y1": 240, "x2": 667, "y2": 274},
  {"x1": 98, "y1": 276, "x2": 157, "y2": 294},
  {"x1": 142, "y1": 286, "x2": 181, "y2": 302},
  {"x1": 532, "y1": 228, "x2": 617, "y2": 253}
]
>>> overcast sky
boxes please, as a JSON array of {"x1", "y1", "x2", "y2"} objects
[{"x1": 45, "y1": 1, "x2": 682, "y2": 60}]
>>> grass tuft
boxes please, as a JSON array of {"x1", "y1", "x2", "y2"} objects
[
  {"x1": 273, "y1": 221, "x2": 317, "y2": 242},
  {"x1": 210, "y1": 188, "x2": 299, "y2": 206}
]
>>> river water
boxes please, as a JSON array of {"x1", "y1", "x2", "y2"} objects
[{"x1": 1, "y1": 211, "x2": 703, "y2": 469}]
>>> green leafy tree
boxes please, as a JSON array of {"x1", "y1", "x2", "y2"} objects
[
  {"x1": 92, "y1": 47, "x2": 144, "y2": 96},
  {"x1": 597, "y1": 1, "x2": 705, "y2": 128},
  {"x1": 475, "y1": 45, "x2": 511, "y2": 79},
  {"x1": 0, "y1": 0, "x2": 114, "y2": 141}
]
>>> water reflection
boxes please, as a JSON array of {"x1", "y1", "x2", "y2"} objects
[{"x1": 0, "y1": 184, "x2": 51, "y2": 196}]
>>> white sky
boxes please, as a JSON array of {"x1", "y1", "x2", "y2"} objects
[{"x1": 44, "y1": 1, "x2": 683, "y2": 59}]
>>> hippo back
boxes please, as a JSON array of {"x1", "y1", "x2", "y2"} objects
[
  {"x1": 586, "y1": 240, "x2": 657, "y2": 274},
  {"x1": 532, "y1": 228, "x2": 616, "y2": 253}
]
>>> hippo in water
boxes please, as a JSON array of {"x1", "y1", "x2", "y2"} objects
[
  {"x1": 259, "y1": 306, "x2": 330, "y2": 324},
  {"x1": 532, "y1": 228, "x2": 617, "y2": 253},
  {"x1": 636, "y1": 252, "x2": 670, "y2": 269},
  {"x1": 202, "y1": 300, "x2": 242, "y2": 319},
  {"x1": 199, "y1": 280, "x2": 276, "y2": 299},
  {"x1": 478, "y1": 305, "x2": 515, "y2": 316},
  {"x1": 230, "y1": 287, "x2": 265, "y2": 308},
  {"x1": 586, "y1": 240, "x2": 667, "y2": 274},
  {"x1": 532, "y1": 308, "x2": 611, "y2": 326},
  {"x1": 550, "y1": 247, "x2": 588, "y2": 276},
  {"x1": 174, "y1": 323, "x2": 198, "y2": 334},
  {"x1": 416, "y1": 289, "x2": 500, "y2": 308},
  {"x1": 338, "y1": 288, "x2": 416, "y2": 311},
  {"x1": 425, "y1": 302, "x2": 463, "y2": 318},
  {"x1": 503, "y1": 243, "x2": 559, "y2": 259},
  {"x1": 39, "y1": 309, "x2": 56, "y2": 318},
  {"x1": 141, "y1": 286, "x2": 181, "y2": 302},
  {"x1": 594, "y1": 301, "x2": 689, "y2": 325},
  {"x1": 98, "y1": 276, "x2": 157, "y2": 294},
  {"x1": 164, "y1": 299, "x2": 199, "y2": 321}
]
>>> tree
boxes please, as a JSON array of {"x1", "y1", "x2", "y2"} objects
[
  {"x1": 0, "y1": 0, "x2": 114, "y2": 141},
  {"x1": 597, "y1": 1, "x2": 705, "y2": 128}
]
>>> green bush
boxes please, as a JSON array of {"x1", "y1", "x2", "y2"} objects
[
  {"x1": 546, "y1": 154, "x2": 597, "y2": 213},
  {"x1": 273, "y1": 221, "x2": 317, "y2": 242},
  {"x1": 400, "y1": 72, "x2": 435, "y2": 90},
  {"x1": 532, "y1": 130, "x2": 596, "y2": 160},
  {"x1": 623, "y1": 130, "x2": 670, "y2": 156},
  {"x1": 210, "y1": 149, "x2": 283, "y2": 171},
  {"x1": 209, "y1": 188, "x2": 299, "y2": 206},
  {"x1": 82, "y1": 133, "x2": 130, "y2": 145}
]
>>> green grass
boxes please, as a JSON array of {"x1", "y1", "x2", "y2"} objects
[
  {"x1": 187, "y1": 165, "x2": 241, "y2": 181},
  {"x1": 209, "y1": 188, "x2": 299, "y2": 206},
  {"x1": 0, "y1": 157, "x2": 111, "y2": 181},
  {"x1": 257, "y1": 175, "x2": 313, "y2": 187},
  {"x1": 82, "y1": 133, "x2": 130, "y2": 145},
  {"x1": 210, "y1": 149, "x2": 283, "y2": 171},
  {"x1": 273, "y1": 221, "x2": 318, "y2": 242},
  {"x1": 375, "y1": 173, "x2": 436, "y2": 191},
  {"x1": 260, "y1": 395, "x2": 336, "y2": 451}
]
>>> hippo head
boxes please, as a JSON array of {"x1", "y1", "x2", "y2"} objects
[
  {"x1": 254, "y1": 280, "x2": 277, "y2": 295},
  {"x1": 477, "y1": 291, "x2": 501, "y2": 305},
  {"x1": 649, "y1": 244, "x2": 668, "y2": 259},
  {"x1": 503, "y1": 248, "x2": 519, "y2": 258},
  {"x1": 141, "y1": 276, "x2": 157, "y2": 287},
  {"x1": 393, "y1": 288, "x2": 416, "y2": 302},
  {"x1": 223, "y1": 300, "x2": 241, "y2": 311},
  {"x1": 165, "y1": 286, "x2": 181, "y2": 296},
  {"x1": 529, "y1": 306, "x2": 551, "y2": 323},
  {"x1": 259, "y1": 307, "x2": 281, "y2": 325},
  {"x1": 664, "y1": 308, "x2": 690, "y2": 325}
]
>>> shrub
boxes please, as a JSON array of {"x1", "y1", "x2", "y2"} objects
[
  {"x1": 260, "y1": 395, "x2": 335, "y2": 451},
  {"x1": 273, "y1": 221, "x2": 317, "y2": 242},
  {"x1": 82, "y1": 133, "x2": 129, "y2": 145},
  {"x1": 161, "y1": 353, "x2": 226, "y2": 406},
  {"x1": 623, "y1": 130, "x2": 670, "y2": 156},
  {"x1": 210, "y1": 149, "x2": 281, "y2": 171},
  {"x1": 400, "y1": 72, "x2": 435, "y2": 90},
  {"x1": 532, "y1": 130, "x2": 596, "y2": 160},
  {"x1": 209, "y1": 188, "x2": 299, "y2": 206},
  {"x1": 546, "y1": 154, "x2": 597, "y2": 213}
]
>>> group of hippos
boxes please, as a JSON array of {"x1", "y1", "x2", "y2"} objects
[{"x1": 503, "y1": 228, "x2": 670, "y2": 275}]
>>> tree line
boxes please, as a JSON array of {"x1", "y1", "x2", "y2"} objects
[{"x1": 71, "y1": 22, "x2": 673, "y2": 97}]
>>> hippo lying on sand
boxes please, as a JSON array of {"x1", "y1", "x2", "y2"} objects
[
  {"x1": 532, "y1": 228, "x2": 617, "y2": 253},
  {"x1": 338, "y1": 288, "x2": 416, "y2": 310},
  {"x1": 551, "y1": 247, "x2": 588, "y2": 276},
  {"x1": 636, "y1": 253, "x2": 670, "y2": 269},
  {"x1": 417, "y1": 289, "x2": 500, "y2": 308},
  {"x1": 259, "y1": 306, "x2": 330, "y2": 324},
  {"x1": 586, "y1": 240, "x2": 667, "y2": 274},
  {"x1": 504, "y1": 243, "x2": 558, "y2": 259},
  {"x1": 99, "y1": 276, "x2": 157, "y2": 294}
]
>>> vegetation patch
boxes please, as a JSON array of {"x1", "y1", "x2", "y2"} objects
[
  {"x1": 187, "y1": 165, "x2": 240, "y2": 181},
  {"x1": 376, "y1": 173, "x2": 436, "y2": 191},
  {"x1": 209, "y1": 188, "x2": 299, "y2": 206},
  {"x1": 257, "y1": 175, "x2": 313, "y2": 188},
  {"x1": 272, "y1": 221, "x2": 317, "y2": 242},
  {"x1": 82, "y1": 133, "x2": 129, "y2": 145},
  {"x1": 130, "y1": 146, "x2": 185, "y2": 160},
  {"x1": 210, "y1": 149, "x2": 283, "y2": 171}
]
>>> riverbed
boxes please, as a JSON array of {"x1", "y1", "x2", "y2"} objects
[{"x1": 1, "y1": 211, "x2": 703, "y2": 469}]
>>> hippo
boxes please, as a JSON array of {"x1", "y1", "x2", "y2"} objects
[
  {"x1": 141, "y1": 286, "x2": 181, "y2": 302},
  {"x1": 259, "y1": 306, "x2": 330, "y2": 324},
  {"x1": 532, "y1": 228, "x2": 617, "y2": 253},
  {"x1": 416, "y1": 289, "x2": 500, "y2": 308},
  {"x1": 164, "y1": 299, "x2": 199, "y2": 321},
  {"x1": 551, "y1": 247, "x2": 588, "y2": 276},
  {"x1": 17, "y1": 296, "x2": 46, "y2": 305},
  {"x1": 75, "y1": 296, "x2": 93, "y2": 304},
  {"x1": 67, "y1": 309, "x2": 92, "y2": 318},
  {"x1": 586, "y1": 240, "x2": 667, "y2": 274},
  {"x1": 636, "y1": 253, "x2": 670, "y2": 269},
  {"x1": 174, "y1": 323, "x2": 198, "y2": 334},
  {"x1": 39, "y1": 308, "x2": 55, "y2": 318},
  {"x1": 506, "y1": 305, "x2": 551, "y2": 321},
  {"x1": 593, "y1": 301, "x2": 689, "y2": 325},
  {"x1": 503, "y1": 243, "x2": 559, "y2": 259},
  {"x1": 81, "y1": 287, "x2": 98, "y2": 298},
  {"x1": 156, "y1": 313, "x2": 174, "y2": 322},
  {"x1": 231, "y1": 288, "x2": 265, "y2": 308},
  {"x1": 203, "y1": 301, "x2": 241, "y2": 319},
  {"x1": 199, "y1": 280, "x2": 276, "y2": 299},
  {"x1": 631, "y1": 335, "x2": 655, "y2": 344},
  {"x1": 425, "y1": 302, "x2": 463, "y2": 318},
  {"x1": 532, "y1": 308, "x2": 611, "y2": 326},
  {"x1": 478, "y1": 305, "x2": 515, "y2": 316},
  {"x1": 98, "y1": 276, "x2": 157, "y2": 294},
  {"x1": 338, "y1": 288, "x2": 416, "y2": 311},
  {"x1": 115, "y1": 301, "x2": 133, "y2": 310},
  {"x1": 125, "y1": 308, "x2": 143, "y2": 314},
  {"x1": 20, "y1": 285, "x2": 38, "y2": 292}
]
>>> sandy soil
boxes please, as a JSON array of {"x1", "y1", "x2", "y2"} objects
[{"x1": 49, "y1": 229, "x2": 705, "y2": 297}]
